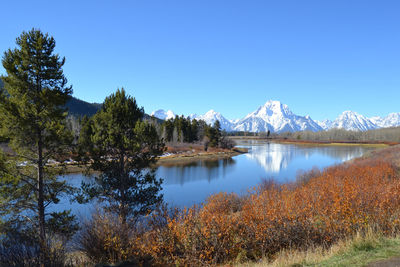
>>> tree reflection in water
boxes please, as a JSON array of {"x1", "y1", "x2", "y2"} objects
[{"x1": 159, "y1": 158, "x2": 236, "y2": 185}]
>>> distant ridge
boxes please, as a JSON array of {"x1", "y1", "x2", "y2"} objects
[
  {"x1": 2, "y1": 77, "x2": 399, "y2": 132},
  {"x1": 151, "y1": 100, "x2": 400, "y2": 133},
  {"x1": 65, "y1": 96, "x2": 159, "y2": 122},
  {"x1": 66, "y1": 96, "x2": 102, "y2": 117}
]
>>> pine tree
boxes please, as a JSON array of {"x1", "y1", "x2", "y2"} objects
[
  {"x1": 0, "y1": 29, "x2": 75, "y2": 265},
  {"x1": 206, "y1": 120, "x2": 222, "y2": 147},
  {"x1": 78, "y1": 89, "x2": 165, "y2": 224},
  {"x1": 214, "y1": 120, "x2": 222, "y2": 145}
]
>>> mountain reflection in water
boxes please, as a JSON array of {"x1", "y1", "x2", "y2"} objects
[
  {"x1": 158, "y1": 141, "x2": 377, "y2": 206},
  {"x1": 59, "y1": 142, "x2": 377, "y2": 209},
  {"x1": 245, "y1": 142, "x2": 368, "y2": 173}
]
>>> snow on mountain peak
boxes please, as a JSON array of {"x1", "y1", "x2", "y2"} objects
[
  {"x1": 196, "y1": 109, "x2": 233, "y2": 131},
  {"x1": 189, "y1": 113, "x2": 199, "y2": 120},
  {"x1": 316, "y1": 119, "x2": 333, "y2": 130},
  {"x1": 151, "y1": 103, "x2": 400, "y2": 133},
  {"x1": 369, "y1": 113, "x2": 400, "y2": 128},
  {"x1": 235, "y1": 100, "x2": 321, "y2": 133},
  {"x1": 150, "y1": 109, "x2": 176, "y2": 120},
  {"x1": 204, "y1": 109, "x2": 218, "y2": 116},
  {"x1": 331, "y1": 111, "x2": 376, "y2": 131}
]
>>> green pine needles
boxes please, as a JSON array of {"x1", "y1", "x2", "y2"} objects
[
  {"x1": 0, "y1": 29, "x2": 76, "y2": 266},
  {"x1": 0, "y1": 29, "x2": 166, "y2": 266},
  {"x1": 78, "y1": 88, "x2": 165, "y2": 224}
]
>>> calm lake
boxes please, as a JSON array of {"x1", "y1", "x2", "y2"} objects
[{"x1": 59, "y1": 141, "x2": 377, "y2": 216}]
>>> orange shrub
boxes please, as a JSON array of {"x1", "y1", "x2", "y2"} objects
[
  {"x1": 108, "y1": 147, "x2": 400, "y2": 265},
  {"x1": 240, "y1": 160, "x2": 400, "y2": 258}
]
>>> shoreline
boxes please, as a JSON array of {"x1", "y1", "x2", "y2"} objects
[
  {"x1": 156, "y1": 148, "x2": 247, "y2": 165},
  {"x1": 46, "y1": 138, "x2": 394, "y2": 174},
  {"x1": 61, "y1": 147, "x2": 248, "y2": 173},
  {"x1": 229, "y1": 136, "x2": 397, "y2": 147},
  {"x1": 276, "y1": 140, "x2": 391, "y2": 148}
]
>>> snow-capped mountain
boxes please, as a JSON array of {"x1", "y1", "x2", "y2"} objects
[
  {"x1": 151, "y1": 102, "x2": 400, "y2": 133},
  {"x1": 329, "y1": 111, "x2": 377, "y2": 131},
  {"x1": 316, "y1": 119, "x2": 334, "y2": 131},
  {"x1": 233, "y1": 100, "x2": 322, "y2": 133},
  {"x1": 369, "y1": 113, "x2": 400, "y2": 128},
  {"x1": 191, "y1": 110, "x2": 234, "y2": 131},
  {"x1": 151, "y1": 109, "x2": 176, "y2": 120}
]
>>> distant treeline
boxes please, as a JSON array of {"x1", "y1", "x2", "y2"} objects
[
  {"x1": 68, "y1": 115, "x2": 234, "y2": 150},
  {"x1": 278, "y1": 127, "x2": 400, "y2": 143},
  {"x1": 153, "y1": 116, "x2": 234, "y2": 149},
  {"x1": 223, "y1": 126, "x2": 400, "y2": 143}
]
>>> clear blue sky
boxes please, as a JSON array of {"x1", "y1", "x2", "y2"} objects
[{"x1": 1, "y1": 0, "x2": 399, "y2": 120}]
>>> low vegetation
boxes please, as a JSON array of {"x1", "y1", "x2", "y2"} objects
[
  {"x1": 242, "y1": 229, "x2": 400, "y2": 267},
  {"x1": 62, "y1": 145, "x2": 400, "y2": 266}
]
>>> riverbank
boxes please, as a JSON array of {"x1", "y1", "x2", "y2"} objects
[
  {"x1": 156, "y1": 146, "x2": 248, "y2": 165},
  {"x1": 229, "y1": 136, "x2": 398, "y2": 147},
  {"x1": 60, "y1": 146, "x2": 248, "y2": 173},
  {"x1": 241, "y1": 229, "x2": 400, "y2": 267}
]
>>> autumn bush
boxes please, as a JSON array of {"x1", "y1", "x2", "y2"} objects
[
  {"x1": 75, "y1": 211, "x2": 152, "y2": 266},
  {"x1": 77, "y1": 146, "x2": 400, "y2": 266}
]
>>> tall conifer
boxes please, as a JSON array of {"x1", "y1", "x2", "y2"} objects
[{"x1": 0, "y1": 29, "x2": 75, "y2": 266}]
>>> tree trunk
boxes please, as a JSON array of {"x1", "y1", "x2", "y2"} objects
[
  {"x1": 37, "y1": 136, "x2": 47, "y2": 267},
  {"x1": 119, "y1": 153, "x2": 127, "y2": 225}
]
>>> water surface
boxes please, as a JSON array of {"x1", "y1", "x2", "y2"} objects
[
  {"x1": 59, "y1": 141, "x2": 377, "y2": 215},
  {"x1": 159, "y1": 141, "x2": 376, "y2": 207}
]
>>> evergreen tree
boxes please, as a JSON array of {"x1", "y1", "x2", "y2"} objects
[
  {"x1": 78, "y1": 89, "x2": 165, "y2": 224},
  {"x1": 0, "y1": 29, "x2": 75, "y2": 265},
  {"x1": 206, "y1": 120, "x2": 222, "y2": 147},
  {"x1": 189, "y1": 119, "x2": 199, "y2": 142},
  {"x1": 214, "y1": 120, "x2": 222, "y2": 144},
  {"x1": 163, "y1": 119, "x2": 175, "y2": 142}
]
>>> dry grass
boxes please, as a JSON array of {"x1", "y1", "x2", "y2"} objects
[{"x1": 240, "y1": 229, "x2": 400, "y2": 267}]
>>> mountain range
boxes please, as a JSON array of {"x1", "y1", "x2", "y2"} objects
[{"x1": 151, "y1": 100, "x2": 400, "y2": 133}]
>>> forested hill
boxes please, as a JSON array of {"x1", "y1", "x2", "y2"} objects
[
  {"x1": 66, "y1": 96, "x2": 162, "y2": 122},
  {"x1": 66, "y1": 96, "x2": 102, "y2": 117},
  {"x1": 1, "y1": 78, "x2": 102, "y2": 117},
  {"x1": 0, "y1": 78, "x2": 160, "y2": 121}
]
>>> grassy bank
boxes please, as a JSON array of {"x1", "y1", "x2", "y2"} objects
[{"x1": 243, "y1": 230, "x2": 400, "y2": 267}]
